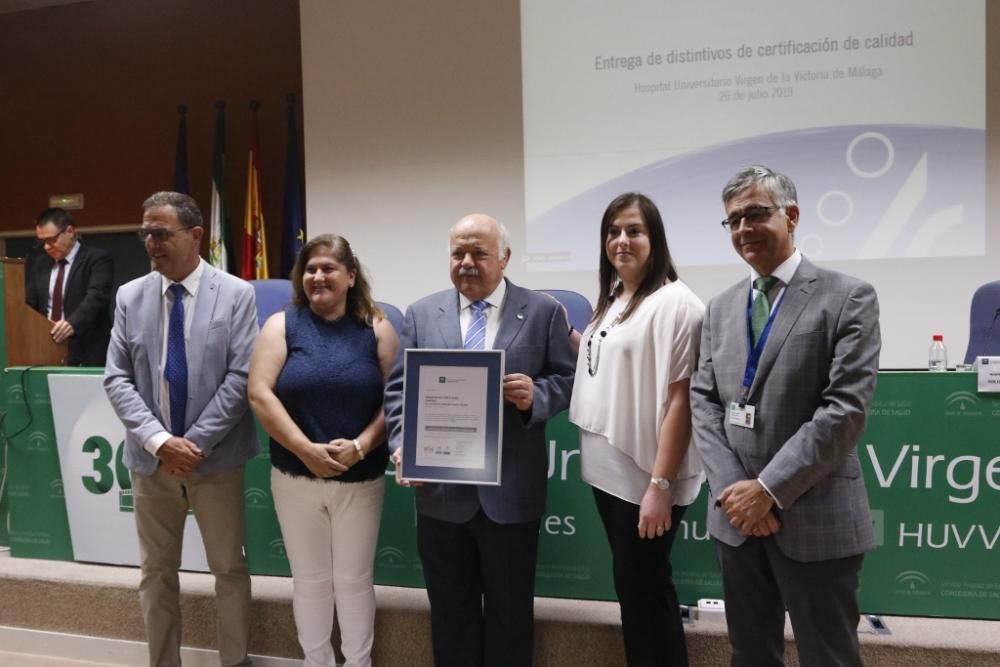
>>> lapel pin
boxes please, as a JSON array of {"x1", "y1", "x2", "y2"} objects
[{"x1": 516, "y1": 313, "x2": 525, "y2": 320}]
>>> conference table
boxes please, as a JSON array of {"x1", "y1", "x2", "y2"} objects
[{"x1": 1, "y1": 368, "x2": 997, "y2": 620}]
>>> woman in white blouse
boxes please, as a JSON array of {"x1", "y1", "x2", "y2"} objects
[{"x1": 570, "y1": 192, "x2": 705, "y2": 666}]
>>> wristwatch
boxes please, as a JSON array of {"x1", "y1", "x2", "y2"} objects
[{"x1": 650, "y1": 477, "x2": 671, "y2": 491}]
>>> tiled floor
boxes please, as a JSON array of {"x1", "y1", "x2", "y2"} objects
[{"x1": 0, "y1": 653, "x2": 119, "y2": 666}]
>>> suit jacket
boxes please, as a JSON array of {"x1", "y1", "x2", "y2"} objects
[
  {"x1": 104, "y1": 262, "x2": 260, "y2": 477},
  {"x1": 690, "y1": 256, "x2": 880, "y2": 562},
  {"x1": 384, "y1": 279, "x2": 576, "y2": 524},
  {"x1": 25, "y1": 243, "x2": 114, "y2": 366}
]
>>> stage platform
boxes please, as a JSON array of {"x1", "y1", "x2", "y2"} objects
[{"x1": 0, "y1": 550, "x2": 997, "y2": 666}]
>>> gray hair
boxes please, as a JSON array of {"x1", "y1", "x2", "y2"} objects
[
  {"x1": 721, "y1": 165, "x2": 798, "y2": 208},
  {"x1": 142, "y1": 191, "x2": 204, "y2": 228},
  {"x1": 497, "y1": 221, "x2": 511, "y2": 257}
]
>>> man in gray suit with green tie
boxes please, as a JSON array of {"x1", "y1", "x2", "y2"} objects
[{"x1": 691, "y1": 165, "x2": 881, "y2": 666}]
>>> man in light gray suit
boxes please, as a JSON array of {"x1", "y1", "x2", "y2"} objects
[
  {"x1": 691, "y1": 166, "x2": 880, "y2": 666},
  {"x1": 384, "y1": 214, "x2": 575, "y2": 667},
  {"x1": 105, "y1": 192, "x2": 259, "y2": 667}
]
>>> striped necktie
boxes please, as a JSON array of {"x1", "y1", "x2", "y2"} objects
[{"x1": 463, "y1": 300, "x2": 488, "y2": 350}]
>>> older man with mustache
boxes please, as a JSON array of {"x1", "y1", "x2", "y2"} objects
[{"x1": 384, "y1": 213, "x2": 576, "y2": 667}]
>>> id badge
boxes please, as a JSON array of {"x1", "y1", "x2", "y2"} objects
[{"x1": 728, "y1": 402, "x2": 756, "y2": 429}]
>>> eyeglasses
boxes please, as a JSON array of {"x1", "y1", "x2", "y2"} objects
[
  {"x1": 720, "y1": 205, "x2": 780, "y2": 232},
  {"x1": 35, "y1": 227, "x2": 69, "y2": 247},
  {"x1": 137, "y1": 226, "x2": 197, "y2": 242}
]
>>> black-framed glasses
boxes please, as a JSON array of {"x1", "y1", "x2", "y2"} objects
[
  {"x1": 137, "y1": 226, "x2": 197, "y2": 243},
  {"x1": 720, "y1": 205, "x2": 780, "y2": 232},
  {"x1": 35, "y1": 227, "x2": 69, "y2": 247}
]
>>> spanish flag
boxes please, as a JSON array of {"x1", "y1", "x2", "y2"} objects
[{"x1": 242, "y1": 100, "x2": 268, "y2": 280}]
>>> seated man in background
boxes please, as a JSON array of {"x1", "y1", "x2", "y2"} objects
[{"x1": 26, "y1": 207, "x2": 114, "y2": 366}]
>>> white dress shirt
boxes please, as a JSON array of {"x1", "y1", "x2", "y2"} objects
[
  {"x1": 749, "y1": 249, "x2": 802, "y2": 315},
  {"x1": 458, "y1": 278, "x2": 507, "y2": 349},
  {"x1": 143, "y1": 259, "x2": 206, "y2": 455},
  {"x1": 46, "y1": 239, "x2": 80, "y2": 318}
]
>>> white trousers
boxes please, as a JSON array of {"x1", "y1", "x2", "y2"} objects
[{"x1": 271, "y1": 468, "x2": 386, "y2": 667}]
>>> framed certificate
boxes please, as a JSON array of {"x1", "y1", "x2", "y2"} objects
[{"x1": 400, "y1": 348, "x2": 505, "y2": 485}]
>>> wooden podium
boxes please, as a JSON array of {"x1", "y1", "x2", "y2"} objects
[{"x1": 2, "y1": 258, "x2": 66, "y2": 366}]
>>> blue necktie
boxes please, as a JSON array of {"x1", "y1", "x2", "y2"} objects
[
  {"x1": 463, "y1": 300, "x2": 488, "y2": 350},
  {"x1": 165, "y1": 284, "x2": 188, "y2": 436}
]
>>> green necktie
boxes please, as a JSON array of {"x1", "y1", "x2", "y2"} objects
[{"x1": 751, "y1": 276, "x2": 779, "y2": 346}]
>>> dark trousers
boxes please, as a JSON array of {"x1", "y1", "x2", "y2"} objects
[
  {"x1": 417, "y1": 509, "x2": 541, "y2": 667},
  {"x1": 594, "y1": 487, "x2": 690, "y2": 667},
  {"x1": 715, "y1": 537, "x2": 865, "y2": 667}
]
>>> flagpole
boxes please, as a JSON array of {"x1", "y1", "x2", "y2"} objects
[
  {"x1": 209, "y1": 100, "x2": 232, "y2": 273},
  {"x1": 281, "y1": 93, "x2": 305, "y2": 278},
  {"x1": 173, "y1": 104, "x2": 190, "y2": 195},
  {"x1": 242, "y1": 100, "x2": 269, "y2": 280}
]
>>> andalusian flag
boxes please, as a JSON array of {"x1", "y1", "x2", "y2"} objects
[
  {"x1": 242, "y1": 101, "x2": 268, "y2": 280},
  {"x1": 208, "y1": 101, "x2": 232, "y2": 272}
]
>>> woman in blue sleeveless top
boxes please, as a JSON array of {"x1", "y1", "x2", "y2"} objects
[{"x1": 249, "y1": 234, "x2": 398, "y2": 667}]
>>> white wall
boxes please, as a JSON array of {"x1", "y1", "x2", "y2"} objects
[{"x1": 300, "y1": 0, "x2": 1000, "y2": 369}]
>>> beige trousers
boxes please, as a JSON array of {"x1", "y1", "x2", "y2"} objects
[{"x1": 132, "y1": 466, "x2": 252, "y2": 667}]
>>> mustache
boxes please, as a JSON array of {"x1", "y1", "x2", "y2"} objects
[{"x1": 458, "y1": 267, "x2": 480, "y2": 277}]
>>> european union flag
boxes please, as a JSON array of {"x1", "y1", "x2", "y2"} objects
[{"x1": 281, "y1": 94, "x2": 306, "y2": 278}]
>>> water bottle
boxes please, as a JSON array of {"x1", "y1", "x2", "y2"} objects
[{"x1": 928, "y1": 334, "x2": 947, "y2": 371}]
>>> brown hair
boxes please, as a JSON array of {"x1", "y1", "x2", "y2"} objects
[
  {"x1": 141, "y1": 191, "x2": 204, "y2": 227},
  {"x1": 290, "y1": 234, "x2": 383, "y2": 324},
  {"x1": 591, "y1": 192, "x2": 679, "y2": 327}
]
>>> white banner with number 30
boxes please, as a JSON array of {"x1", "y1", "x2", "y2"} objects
[{"x1": 49, "y1": 374, "x2": 209, "y2": 570}]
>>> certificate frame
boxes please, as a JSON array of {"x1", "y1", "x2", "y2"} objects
[{"x1": 400, "y1": 348, "x2": 505, "y2": 485}]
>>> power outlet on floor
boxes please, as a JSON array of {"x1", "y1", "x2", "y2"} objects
[{"x1": 697, "y1": 598, "x2": 726, "y2": 614}]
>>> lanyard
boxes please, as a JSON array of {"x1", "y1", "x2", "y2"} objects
[{"x1": 739, "y1": 287, "x2": 784, "y2": 406}]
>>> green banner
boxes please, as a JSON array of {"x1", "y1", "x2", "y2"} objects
[
  {"x1": 2, "y1": 367, "x2": 74, "y2": 560},
  {"x1": 0, "y1": 430, "x2": 8, "y2": 547},
  {"x1": 366, "y1": 410, "x2": 718, "y2": 602},
  {"x1": 855, "y1": 372, "x2": 1000, "y2": 616},
  {"x1": 0, "y1": 267, "x2": 8, "y2": 546},
  {"x1": 243, "y1": 431, "x2": 291, "y2": 576},
  {"x1": 5, "y1": 368, "x2": 999, "y2": 619}
]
